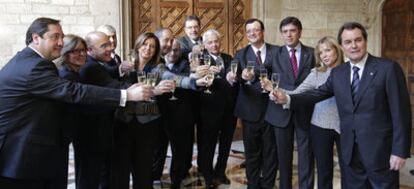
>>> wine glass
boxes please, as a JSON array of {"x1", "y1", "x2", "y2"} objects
[
  {"x1": 169, "y1": 79, "x2": 178, "y2": 101},
  {"x1": 136, "y1": 70, "x2": 146, "y2": 84},
  {"x1": 127, "y1": 49, "x2": 136, "y2": 73},
  {"x1": 204, "y1": 72, "x2": 214, "y2": 94},
  {"x1": 146, "y1": 72, "x2": 158, "y2": 102},
  {"x1": 259, "y1": 66, "x2": 268, "y2": 93},
  {"x1": 215, "y1": 57, "x2": 224, "y2": 79},
  {"x1": 204, "y1": 54, "x2": 211, "y2": 66},
  {"x1": 230, "y1": 60, "x2": 238, "y2": 74},
  {"x1": 245, "y1": 61, "x2": 255, "y2": 85},
  {"x1": 271, "y1": 73, "x2": 280, "y2": 90}
]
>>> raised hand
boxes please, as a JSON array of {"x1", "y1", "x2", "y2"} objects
[
  {"x1": 126, "y1": 83, "x2": 153, "y2": 101},
  {"x1": 153, "y1": 80, "x2": 175, "y2": 95}
]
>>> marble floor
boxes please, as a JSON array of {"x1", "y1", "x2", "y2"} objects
[{"x1": 67, "y1": 141, "x2": 414, "y2": 189}]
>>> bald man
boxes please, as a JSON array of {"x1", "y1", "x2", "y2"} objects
[{"x1": 75, "y1": 31, "x2": 131, "y2": 189}]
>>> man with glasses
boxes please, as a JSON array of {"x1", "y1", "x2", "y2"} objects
[
  {"x1": 179, "y1": 15, "x2": 202, "y2": 56},
  {"x1": 226, "y1": 18, "x2": 279, "y2": 189}
]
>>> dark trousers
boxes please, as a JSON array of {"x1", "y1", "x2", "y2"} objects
[
  {"x1": 310, "y1": 125, "x2": 345, "y2": 189},
  {"x1": 74, "y1": 115, "x2": 113, "y2": 189},
  {"x1": 153, "y1": 116, "x2": 194, "y2": 186},
  {"x1": 343, "y1": 144, "x2": 399, "y2": 189},
  {"x1": 273, "y1": 114, "x2": 314, "y2": 189},
  {"x1": 242, "y1": 119, "x2": 277, "y2": 189},
  {"x1": 0, "y1": 176, "x2": 64, "y2": 189},
  {"x1": 197, "y1": 113, "x2": 236, "y2": 183},
  {"x1": 112, "y1": 118, "x2": 160, "y2": 189}
]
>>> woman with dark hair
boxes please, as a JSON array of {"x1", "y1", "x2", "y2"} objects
[
  {"x1": 112, "y1": 32, "x2": 207, "y2": 189},
  {"x1": 55, "y1": 34, "x2": 87, "y2": 188}
]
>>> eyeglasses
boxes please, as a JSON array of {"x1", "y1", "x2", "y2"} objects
[
  {"x1": 44, "y1": 33, "x2": 64, "y2": 41},
  {"x1": 246, "y1": 28, "x2": 262, "y2": 34},
  {"x1": 99, "y1": 41, "x2": 112, "y2": 49},
  {"x1": 69, "y1": 48, "x2": 87, "y2": 55}
]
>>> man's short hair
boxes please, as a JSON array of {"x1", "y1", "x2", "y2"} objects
[
  {"x1": 25, "y1": 17, "x2": 60, "y2": 45},
  {"x1": 184, "y1": 15, "x2": 201, "y2": 26},
  {"x1": 245, "y1": 18, "x2": 265, "y2": 30},
  {"x1": 154, "y1": 27, "x2": 172, "y2": 39},
  {"x1": 337, "y1": 22, "x2": 368, "y2": 45},
  {"x1": 279, "y1": 16, "x2": 302, "y2": 31}
]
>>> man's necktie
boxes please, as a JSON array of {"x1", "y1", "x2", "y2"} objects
[
  {"x1": 290, "y1": 48, "x2": 298, "y2": 78},
  {"x1": 351, "y1": 66, "x2": 360, "y2": 103},
  {"x1": 257, "y1": 50, "x2": 263, "y2": 64}
]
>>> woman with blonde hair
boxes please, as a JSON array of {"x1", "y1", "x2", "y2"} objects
[{"x1": 265, "y1": 36, "x2": 345, "y2": 189}]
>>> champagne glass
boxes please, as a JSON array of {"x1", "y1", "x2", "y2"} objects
[
  {"x1": 204, "y1": 72, "x2": 214, "y2": 94},
  {"x1": 259, "y1": 66, "x2": 268, "y2": 93},
  {"x1": 128, "y1": 49, "x2": 136, "y2": 73},
  {"x1": 230, "y1": 60, "x2": 238, "y2": 74},
  {"x1": 271, "y1": 73, "x2": 280, "y2": 90},
  {"x1": 146, "y1": 72, "x2": 158, "y2": 102},
  {"x1": 190, "y1": 52, "x2": 200, "y2": 73},
  {"x1": 169, "y1": 79, "x2": 178, "y2": 101},
  {"x1": 136, "y1": 70, "x2": 146, "y2": 84},
  {"x1": 245, "y1": 61, "x2": 255, "y2": 85},
  {"x1": 204, "y1": 54, "x2": 211, "y2": 66},
  {"x1": 215, "y1": 57, "x2": 224, "y2": 79}
]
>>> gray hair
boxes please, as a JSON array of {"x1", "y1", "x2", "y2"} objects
[
  {"x1": 202, "y1": 29, "x2": 221, "y2": 44},
  {"x1": 154, "y1": 27, "x2": 172, "y2": 39},
  {"x1": 97, "y1": 24, "x2": 116, "y2": 35},
  {"x1": 55, "y1": 34, "x2": 86, "y2": 65}
]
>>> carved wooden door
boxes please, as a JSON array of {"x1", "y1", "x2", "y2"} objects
[
  {"x1": 131, "y1": 0, "x2": 251, "y2": 55},
  {"x1": 382, "y1": 0, "x2": 414, "y2": 153}
]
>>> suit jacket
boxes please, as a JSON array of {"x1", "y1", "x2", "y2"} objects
[
  {"x1": 199, "y1": 53, "x2": 239, "y2": 122},
  {"x1": 0, "y1": 47, "x2": 121, "y2": 179},
  {"x1": 233, "y1": 43, "x2": 279, "y2": 122},
  {"x1": 178, "y1": 35, "x2": 200, "y2": 56},
  {"x1": 265, "y1": 44, "x2": 315, "y2": 127},
  {"x1": 159, "y1": 59, "x2": 195, "y2": 128},
  {"x1": 291, "y1": 54, "x2": 412, "y2": 171}
]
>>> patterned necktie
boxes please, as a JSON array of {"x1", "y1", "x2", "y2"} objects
[
  {"x1": 290, "y1": 48, "x2": 298, "y2": 78},
  {"x1": 257, "y1": 50, "x2": 263, "y2": 64},
  {"x1": 351, "y1": 66, "x2": 360, "y2": 102}
]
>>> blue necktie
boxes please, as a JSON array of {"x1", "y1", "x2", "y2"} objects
[{"x1": 351, "y1": 66, "x2": 360, "y2": 102}]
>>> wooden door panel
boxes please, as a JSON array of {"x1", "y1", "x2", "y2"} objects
[
  {"x1": 382, "y1": 0, "x2": 414, "y2": 154},
  {"x1": 132, "y1": 0, "x2": 251, "y2": 55}
]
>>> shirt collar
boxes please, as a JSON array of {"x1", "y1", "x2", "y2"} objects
[
  {"x1": 28, "y1": 45, "x2": 45, "y2": 58},
  {"x1": 286, "y1": 43, "x2": 302, "y2": 53},
  {"x1": 251, "y1": 44, "x2": 266, "y2": 54},
  {"x1": 349, "y1": 53, "x2": 368, "y2": 69}
]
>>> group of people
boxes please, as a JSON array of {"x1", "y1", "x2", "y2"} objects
[{"x1": 0, "y1": 13, "x2": 411, "y2": 189}]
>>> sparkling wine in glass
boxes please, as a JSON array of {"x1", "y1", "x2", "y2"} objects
[
  {"x1": 204, "y1": 54, "x2": 211, "y2": 66},
  {"x1": 204, "y1": 72, "x2": 214, "y2": 94},
  {"x1": 259, "y1": 67, "x2": 268, "y2": 93},
  {"x1": 169, "y1": 79, "x2": 178, "y2": 101},
  {"x1": 245, "y1": 61, "x2": 255, "y2": 85},
  {"x1": 215, "y1": 57, "x2": 224, "y2": 79},
  {"x1": 230, "y1": 60, "x2": 238, "y2": 74},
  {"x1": 271, "y1": 73, "x2": 280, "y2": 89}
]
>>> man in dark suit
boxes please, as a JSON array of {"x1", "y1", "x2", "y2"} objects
[
  {"x1": 0, "y1": 17, "x2": 152, "y2": 189},
  {"x1": 265, "y1": 16, "x2": 315, "y2": 189},
  {"x1": 226, "y1": 18, "x2": 278, "y2": 189},
  {"x1": 152, "y1": 28, "x2": 177, "y2": 184},
  {"x1": 155, "y1": 38, "x2": 196, "y2": 188},
  {"x1": 274, "y1": 22, "x2": 411, "y2": 188},
  {"x1": 178, "y1": 15, "x2": 202, "y2": 56},
  {"x1": 197, "y1": 29, "x2": 238, "y2": 188},
  {"x1": 75, "y1": 31, "x2": 131, "y2": 189}
]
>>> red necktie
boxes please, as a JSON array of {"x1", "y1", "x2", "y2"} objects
[
  {"x1": 290, "y1": 48, "x2": 298, "y2": 78},
  {"x1": 257, "y1": 50, "x2": 263, "y2": 64}
]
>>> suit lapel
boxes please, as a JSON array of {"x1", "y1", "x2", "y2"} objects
[
  {"x1": 298, "y1": 45, "x2": 311, "y2": 77},
  {"x1": 353, "y1": 55, "x2": 377, "y2": 110}
]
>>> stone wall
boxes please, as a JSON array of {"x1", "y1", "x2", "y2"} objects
[
  {"x1": 0, "y1": 0, "x2": 384, "y2": 68},
  {"x1": 0, "y1": 0, "x2": 120, "y2": 67}
]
